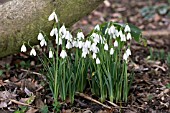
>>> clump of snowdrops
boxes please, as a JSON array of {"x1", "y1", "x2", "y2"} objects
[{"x1": 21, "y1": 11, "x2": 141, "y2": 106}]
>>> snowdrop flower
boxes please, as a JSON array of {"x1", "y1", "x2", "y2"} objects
[
  {"x1": 59, "y1": 25, "x2": 67, "y2": 38},
  {"x1": 77, "y1": 32, "x2": 84, "y2": 40},
  {"x1": 49, "y1": 50, "x2": 53, "y2": 58},
  {"x1": 82, "y1": 52, "x2": 87, "y2": 58},
  {"x1": 96, "y1": 58, "x2": 100, "y2": 64},
  {"x1": 21, "y1": 44, "x2": 27, "y2": 52},
  {"x1": 104, "y1": 43, "x2": 109, "y2": 51},
  {"x1": 56, "y1": 37, "x2": 62, "y2": 45},
  {"x1": 123, "y1": 53, "x2": 128, "y2": 61},
  {"x1": 65, "y1": 31, "x2": 73, "y2": 41},
  {"x1": 38, "y1": 33, "x2": 44, "y2": 41},
  {"x1": 108, "y1": 25, "x2": 116, "y2": 36},
  {"x1": 121, "y1": 34, "x2": 126, "y2": 42},
  {"x1": 118, "y1": 30, "x2": 123, "y2": 37},
  {"x1": 66, "y1": 41, "x2": 72, "y2": 49},
  {"x1": 126, "y1": 32, "x2": 132, "y2": 40},
  {"x1": 124, "y1": 24, "x2": 131, "y2": 32},
  {"x1": 60, "y1": 50, "x2": 67, "y2": 59},
  {"x1": 92, "y1": 33, "x2": 100, "y2": 44},
  {"x1": 48, "y1": 12, "x2": 58, "y2": 23},
  {"x1": 90, "y1": 43, "x2": 99, "y2": 53},
  {"x1": 84, "y1": 40, "x2": 91, "y2": 48},
  {"x1": 92, "y1": 53, "x2": 97, "y2": 59},
  {"x1": 115, "y1": 29, "x2": 119, "y2": 37},
  {"x1": 40, "y1": 39, "x2": 47, "y2": 47},
  {"x1": 72, "y1": 40, "x2": 78, "y2": 47},
  {"x1": 114, "y1": 40, "x2": 118, "y2": 47},
  {"x1": 78, "y1": 41, "x2": 84, "y2": 49},
  {"x1": 50, "y1": 28, "x2": 58, "y2": 37},
  {"x1": 94, "y1": 24, "x2": 100, "y2": 31},
  {"x1": 30, "y1": 48, "x2": 36, "y2": 56},
  {"x1": 110, "y1": 48, "x2": 114, "y2": 55},
  {"x1": 126, "y1": 48, "x2": 131, "y2": 56}
]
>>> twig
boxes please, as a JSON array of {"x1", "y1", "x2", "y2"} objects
[
  {"x1": 106, "y1": 100, "x2": 128, "y2": 109},
  {"x1": 20, "y1": 69, "x2": 43, "y2": 76},
  {"x1": 76, "y1": 92, "x2": 111, "y2": 109},
  {"x1": 9, "y1": 99, "x2": 32, "y2": 107}
]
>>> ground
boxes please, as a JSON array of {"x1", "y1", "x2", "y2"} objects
[{"x1": 0, "y1": 0, "x2": 170, "y2": 113}]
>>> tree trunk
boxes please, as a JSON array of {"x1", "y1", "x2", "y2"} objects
[{"x1": 0, "y1": 0, "x2": 104, "y2": 58}]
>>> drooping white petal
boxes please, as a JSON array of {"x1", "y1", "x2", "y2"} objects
[
  {"x1": 92, "y1": 53, "x2": 97, "y2": 59},
  {"x1": 78, "y1": 41, "x2": 84, "y2": 49},
  {"x1": 110, "y1": 48, "x2": 114, "y2": 55},
  {"x1": 96, "y1": 58, "x2": 100, "y2": 64},
  {"x1": 104, "y1": 43, "x2": 109, "y2": 51},
  {"x1": 126, "y1": 48, "x2": 131, "y2": 56},
  {"x1": 40, "y1": 39, "x2": 47, "y2": 47},
  {"x1": 21, "y1": 44, "x2": 27, "y2": 52},
  {"x1": 124, "y1": 24, "x2": 131, "y2": 32},
  {"x1": 56, "y1": 37, "x2": 62, "y2": 45},
  {"x1": 72, "y1": 40, "x2": 78, "y2": 47},
  {"x1": 121, "y1": 34, "x2": 126, "y2": 42},
  {"x1": 92, "y1": 33, "x2": 100, "y2": 44},
  {"x1": 60, "y1": 50, "x2": 67, "y2": 59},
  {"x1": 54, "y1": 14, "x2": 58, "y2": 23},
  {"x1": 77, "y1": 32, "x2": 84, "y2": 40},
  {"x1": 126, "y1": 32, "x2": 132, "y2": 40},
  {"x1": 82, "y1": 52, "x2": 87, "y2": 58},
  {"x1": 65, "y1": 31, "x2": 73, "y2": 41},
  {"x1": 50, "y1": 28, "x2": 58, "y2": 37},
  {"x1": 66, "y1": 41, "x2": 72, "y2": 49},
  {"x1": 59, "y1": 25, "x2": 67, "y2": 38},
  {"x1": 49, "y1": 50, "x2": 53, "y2": 58},
  {"x1": 94, "y1": 24, "x2": 100, "y2": 31},
  {"x1": 114, "y1": 40, "x2": 118, "y2": 47},
  {"x1": 38, "y1": 33, "x2": 44, "y2": 41},
  {"x1": 84, "y1": 40, "x2": 91, "y2": 49},
  {"x1": 90, "y1": 43, "x2": 99, "y2": 53},
  {"x1": 108, "y1": 25, "x2": 116, "y2": 36},
  {"x1": 123, "y1": 53, "x2": 128, "y2": 61},
  {"x1": 30, "y1": 48, "x2": 36, "y2": 56},
  {"x1": 118, "y1": 30, "x2": 123, "y2": 38},
  {"x1": 48, "y1": 12, "x2": 57, "y2": 21}
]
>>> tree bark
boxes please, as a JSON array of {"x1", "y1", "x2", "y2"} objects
[{"x1": 0, "y1": 0, "x2": 104, "y2": 58}]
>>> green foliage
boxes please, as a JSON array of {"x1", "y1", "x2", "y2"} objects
[
  {"x1": 148, "y1": 48, "x2": 166, "y2": 61},
  {"x1": 40, "y1": 105, "x2": 49, "y2": 113},
  {"x1": 0, "y1": 70, "x2": 3, "y2": 76},
  {"x1": 166, "y1": 83, "x2": 170, "y2": 89}
]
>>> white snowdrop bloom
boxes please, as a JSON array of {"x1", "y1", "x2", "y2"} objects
[
  {"x1": 108, "y1": 25, "x2": 116, "y2": 36},
  {"x1": 118, "y1": 30, "x2": 123, "y2": 38},
  {"x1": 104, "y1": 43, "x2": 109, "y2": 51},
  {"x1": 114, "y1": 40, "x2": 118, "y2": 47},
  {"x1": 59, "y1": 25, "x2": 67, "y2": 38},
  {"x1": 110, "y1": 48, "x2": 114, "y2": 55},
  {"x1": 72, "y1": 40, "x2": 78, "y2": 47},
  {"x1": 94, "y1": 24, "x2": 100, "y2": 31},
  {"x1": 126, "y1": 48, "x2": 131, "y2": 56},
  {"x1": 121, "y1": 34, "x2": 126, "y2": 42},
  {"x1": 92, "y1": 53, "x2": 97, "y2": 59},
  {"x1": 21, "y1": 44, "x2": 27, "y2": 52},
  {"x1": 78, "y1": 41, "x2": 84, "y2": 49},
  {"x1": 90, "y1": 43, "x2": 99, "y2": 53},
  {"x1": 49, "y1": 50, "x2": 53, "y2": 58},
  {"x1": 115, "y1": 29, "x2": 119, "y2": 37},
  {"x1": 92, "y1": 33, "x2": 100, "y2": 44},
  {"x1": 99, "y1": 35, "x2": 104, "y2": 44},
  {"x1": 82, "y1": 52, "x2": 87, "y2": 58},
  {"x1": 77, "y1": 32, "x2": 84, "y2": 40},
  {"x1": 126, "y1": 32, "x2": 132, "y2": 40},
  {"x1": 60, "y1": 50, "x2": 67, "y2": 59},
  {"x1": 105, "y1": 28, "x2": 108, "y2": 34},
  {"x1": 40, "y1": 39, "x2": 47, "y2": 47},
  {"x1": 123, "y1": 53, "x2": 128, "y2": 61},
  {"x1": 66, "y1": 41, "x2": 72, "y2": 49},
  {"x1": 56, "y1": 37, "x2": 62, "y2": 45},
  {"x1": 30, "y1": 48, "x2": 36, "y2": 56},
  {"x1": 48, "y1": 12, "x2": 58, "y2": 23},
  {"x1": 124, "y1": 24, "x2": 131, "y2": 32},
  {"x1": 65, "y1": 31, "x2": 73, "y2": 41},
  {"x1": 82, "y1": 46, "x2": 89, "y2": 54},
  {"x1": 50, "y1": 28, "x2": 58, "y2": 37},
  {"x1": 84, "y1": 40, "x2": 91, "y2": 48},
  {"x1": 96, "y1": 58, "x2": 100, "y2": 64},
  {"x1": 38, "y1": 33, "x2": 44, "y2": 41}
]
